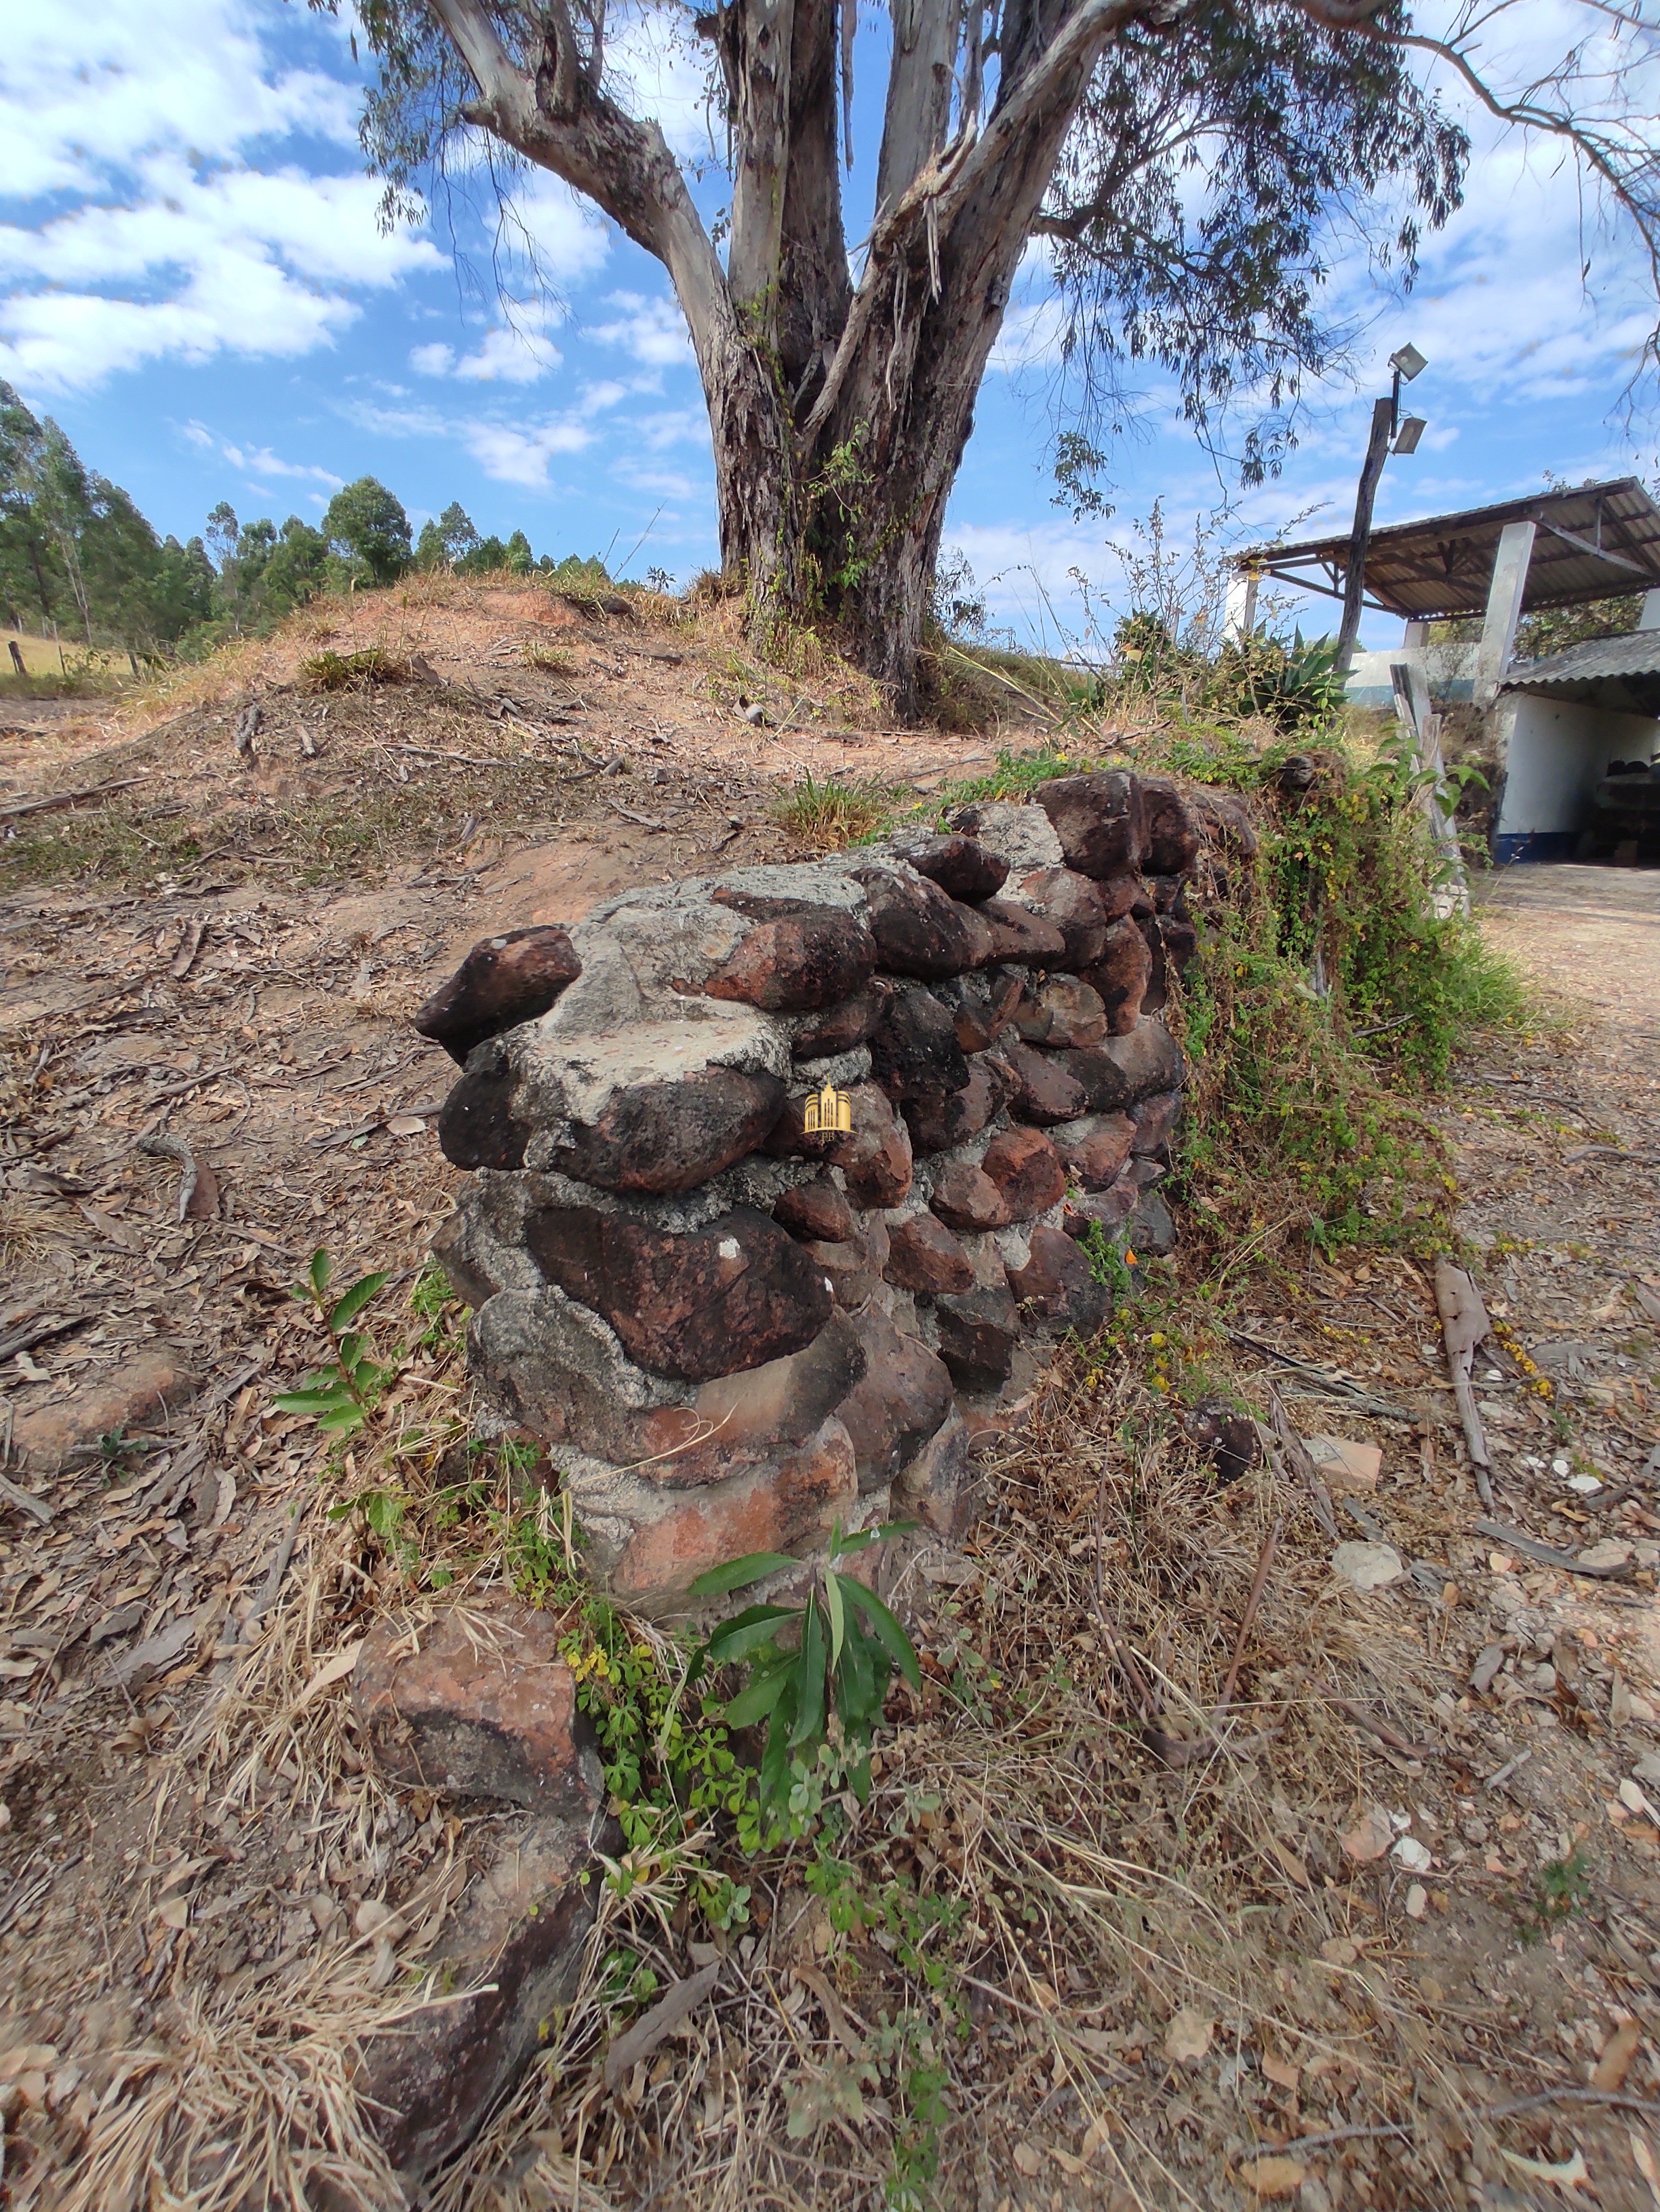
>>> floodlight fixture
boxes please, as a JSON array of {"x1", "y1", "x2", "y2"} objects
[
  {"x1": 1393, "y1": 416, "x2": 1427, "y2": 456},
  {"x1": 1389, "y1": 342, "x2": 1428, "y2": 382}
]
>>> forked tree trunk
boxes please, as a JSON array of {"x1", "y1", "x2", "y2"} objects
[{"x1": 427, "y1": 0, "x2": 1137, "y2": 716}]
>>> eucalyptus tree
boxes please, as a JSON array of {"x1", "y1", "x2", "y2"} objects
[{"x1": 347, "y1": 0, "x2": 1660, "y2": 708}]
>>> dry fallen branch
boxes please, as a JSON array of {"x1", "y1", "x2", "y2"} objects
[{"x1": 1434, "y1": 1259, "x2": 1494, "y2": 1510}]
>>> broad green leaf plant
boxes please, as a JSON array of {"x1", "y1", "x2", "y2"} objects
[
  {"x1": 689, "y1": 1521, "x2": 921, "y2": 1810},
  {"x1": 271, "y1": 1248, "x2": 395, "y2": 1440}
]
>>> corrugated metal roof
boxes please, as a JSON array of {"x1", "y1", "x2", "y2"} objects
[
  {"x1": 1236, "y1": 478, "x2": 1660, "y2": 620},
  {"x1": 1501, "y1": 632, "x2": 1660, "y2": 689}
]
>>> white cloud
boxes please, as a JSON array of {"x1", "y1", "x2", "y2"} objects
[
  {"x1": 0, "y1": 0, "x2": 357, "y2": 201},
  {"x1": 637, "y1": 406, "x2": 710, "y2": 450},
  {"x1": 183, "y1": 424, "x2": 342, "y2": 489},
  {"x1": 591, "y1": 291, "x2": 694, "y2": 367},
  {"x1": 602, "y1": 7, "x2": 717, "y2": 167},
  {"x1": 0, "y1": 4, "x2": 439, "y2": 395},
  {"x1": 461, "y1": 417, "x2": 597, "y2": 485},
  {"x1": 410, "y1": 325, "x2": 564, "y2": 383}
]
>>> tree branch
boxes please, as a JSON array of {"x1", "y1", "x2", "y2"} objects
[
  {"x1": 429, "y1": 0, "x2": 732, "y2": 384},
  {"x1": 1292, "y1": 0, "x2": 1660, "y2": 300}
]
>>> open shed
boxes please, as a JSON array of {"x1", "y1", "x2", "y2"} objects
[
  {"x1": 1495, "y1": 634, "x2": 1660, "y2": 862},
  {"x1": 1233, "y1": 480, "x2": 1660, "y2": 864}
]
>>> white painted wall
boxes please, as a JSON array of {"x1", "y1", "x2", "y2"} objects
[
  {"x1": 1345, "y1": 641, "x2": 1479, "y2": 708},
  {"x1": 1496, "y1": 696, "x2": 1660, "y2": 836}
]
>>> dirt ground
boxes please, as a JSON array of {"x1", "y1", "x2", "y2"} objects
[{"x1": 3, "y1": 590, "x2": 1660, "y2": 2211}]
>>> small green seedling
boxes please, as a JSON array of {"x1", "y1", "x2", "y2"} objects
[
  {"x1": 272, "y1": 1248, "x2": 395, "y2": 1439},
  {"x1": 690, "y1": 1521, "x2": 921, "y2": 1808}
]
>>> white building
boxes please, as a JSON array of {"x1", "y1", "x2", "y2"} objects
[{"x1": 1233, "y1": 480, "x2": 1660, "y2": 863}]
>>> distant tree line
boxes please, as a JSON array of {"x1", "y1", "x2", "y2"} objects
[{"x1": 0, "y1": 382, "x2": 608, "y2": 662}]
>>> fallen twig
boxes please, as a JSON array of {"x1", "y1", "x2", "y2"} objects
[
  {"x1": 1435, "y1": 1260, "x2": 1494, "y2": 1510},
  {"x1": 0, "y1": 777, "x2": 146, "y2": 819},
  {"x1": 1263, "y1": 1391, "x2": 1339, "y2": 1540},
  {"x1": 1486, "y1": 2087, "x2": 1660, "y2": 2123},
  {"x1": 138, "y1": 1131, "x2": 216, "y2": 1221},
  {"x1": 1290, "y1": 2120, "x2": 1414, "y2": 2151},
  {"x1": 1217, "y1": 1515, "x2": 1283, "y2": 1710},
  {"x1": 1226, "y1": 1329, "x2": 1416, "y2": 1422},
  {"x1": 1327, "y1": 1697, "x2": 1440, "y2": 1761},
  {"x1": 242, "y1": 1504, "x2": 304, "y2": 1641},
  {"x1": 1474, "y1": 1517, "x2": 1637, "y2": 1580},
  {"x1": 0, "y1": 1470, "x2": 54, "y2": 1525}
]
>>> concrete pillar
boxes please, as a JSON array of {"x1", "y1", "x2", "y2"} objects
[
  {"x1": 1403, "y1": 618, "x2": 1430, "y2": 647},
  {"x1": 1472, "y1": 520, "x2": 1536, "y2": 702},
  {"x1": 1639, "y1": 588, "x2": 1660, "y2": 632},
  {"x1": 1225, "y1": 571, "x2": 1259, "y2": 643}
]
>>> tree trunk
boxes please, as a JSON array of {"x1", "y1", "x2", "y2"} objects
[{"x1": 426, "y1": 0, "x2": 1139, "y2": 718}]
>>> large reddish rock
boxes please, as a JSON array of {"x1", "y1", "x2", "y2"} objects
[
  {"x1": 893, "y1": 1411, "x2": 978, "y2": 1538},
  {"x1": 976, "y1": 899, "x2": 1067, "y2": 964},
  {"x1": 790, "y1": 984, "x2": 888, "y2": 1059},
  {"x1": 1049, "y1": 1111, "x2": 1136, "y2": 1190},
  {"x1": 1093, "y1": 872, "x2": 1144, "y2": 921},
  {"x1": 607, "y1": 1417, "x2": 858, "y2": 1601},
  {"x1": 1131, "y1": 1088, "x2": 1183, "y2": 1155},
  {"x1": 703, "y1": 906, "x2": 876, "y2": 1011},
  {"x1": 1006, "y1": 1224, "x2": 1109, "y2": 1335},
  {"x1": 1016, "y1": 868, "x2": 1108, "y2": 969},
  {"x1": 438, "y1": 1045, "x2": 533, "y2": 1171},
  {"x1": 1012, "y1": 975, "x2": 1107, "y2": 1051},
  {"x1": 547, "y1": 1066, "x2": 787, "y2": 1197},
  {"x1": 890, "y1": 832, "x2": 1009, "y2": 902},
  {"x1": 902, "y1": 1055, "x2": 1010, "y2": 1150},
  {"x1": 834, "y1": 1309, "x2": 954, "y2": 1490},
  {"x1": 774, "y1": 1173, "x2": 855, "y2": 1243},
  {"x1": 9, "y1": 1346, "x2": 197, "y2": 1474},
  {"x1": 802, "y1": 1228, "x2": 884, "y2": 1310},
  {"x1": 1061, "y1": 1175, "x2": 1141, "y2": 1239},
  {"x1": 415, "y1": 927, "x2": 582, "y2": 1065},
  {"x1": 827, "y1": 1084, "x2": 914, "y2": 1207},
  {"x1": 1081, "y1": 917, "x2": 1153, "y2": 1034},
  {"x1": 928, "y1": 1157, "x2": 1009, "y2": 1232},
  {"x1": 526, "y1": 1202, "x2": 834, "y2": 1382},
  {"x1": 852, "y1": 864, "x2": 990, "y2": 978},
  {"x1": 1033, "y1": 771, "x2": 1146, "y2": 879},
  {"x1": 1054, "y1": 1020, "x2": 1185, "y2": 1114},
  {"x1": 868, "y1": 984, "x2": 970, "y2": 1103},
  {"x1": 1139, "y1": 777, "x2": 1202, "y2": 875},
  {"x1": 981, "y1": 1124, "x2": 1067, "y2": 1218},
  {"x1": 353, "y1": 1604, "x2": 602, "y2": 1815},
  {"x1": 945, "y1": 967, "x2": 1026, "y2": 1053},
  {"x1": 473, "y1": 1295, "x2": 868, "y2": 1489},
  {"x1": 997, "y1": 1040, "x2": 1088, "y2": 1127},
  {"x1": 932, "y1": 1285, "x2": 1022, "y2": 1392},
  {"x1": 884, "y1": 1209, "x2": 976, "y2": 1294},
  {"x1": 357, "y1": 1813, "x2": 597, "y2": 2187}
]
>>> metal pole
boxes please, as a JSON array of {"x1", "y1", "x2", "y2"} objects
[{"x1": 1335, "y1": 395, "x2": 1396, "y2": 673}]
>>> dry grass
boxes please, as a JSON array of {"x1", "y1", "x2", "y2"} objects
[{"x1": 772, "y1": 772, "x2": 904, "y2": 852}]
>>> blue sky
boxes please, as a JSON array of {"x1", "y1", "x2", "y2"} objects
[{"x1": 2, "y1": 0, "x2": 1656, "y2": 654}]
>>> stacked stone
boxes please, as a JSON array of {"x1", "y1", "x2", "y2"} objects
[{"x1": 420, "y1": 771, "x2": 1206, "y2": 1609}]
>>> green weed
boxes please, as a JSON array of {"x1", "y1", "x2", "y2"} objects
[
  {"x1": 1520, "y1": 1847, "x2": 1592, "y2": 1942},
  {"x1": 688, "y1": 1521, "x2": 921, "y2": 1811},
  {"x1": 272, "y1": 1248, "x2": 397, "y2": 1439},
  {"x1": 773, "y1": 771, "x2": 900, "y2": 850}
]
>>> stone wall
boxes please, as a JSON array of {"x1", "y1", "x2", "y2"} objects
[{"x1": 420, "y1": 772, "x2": 1244, "y2": 1609}]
